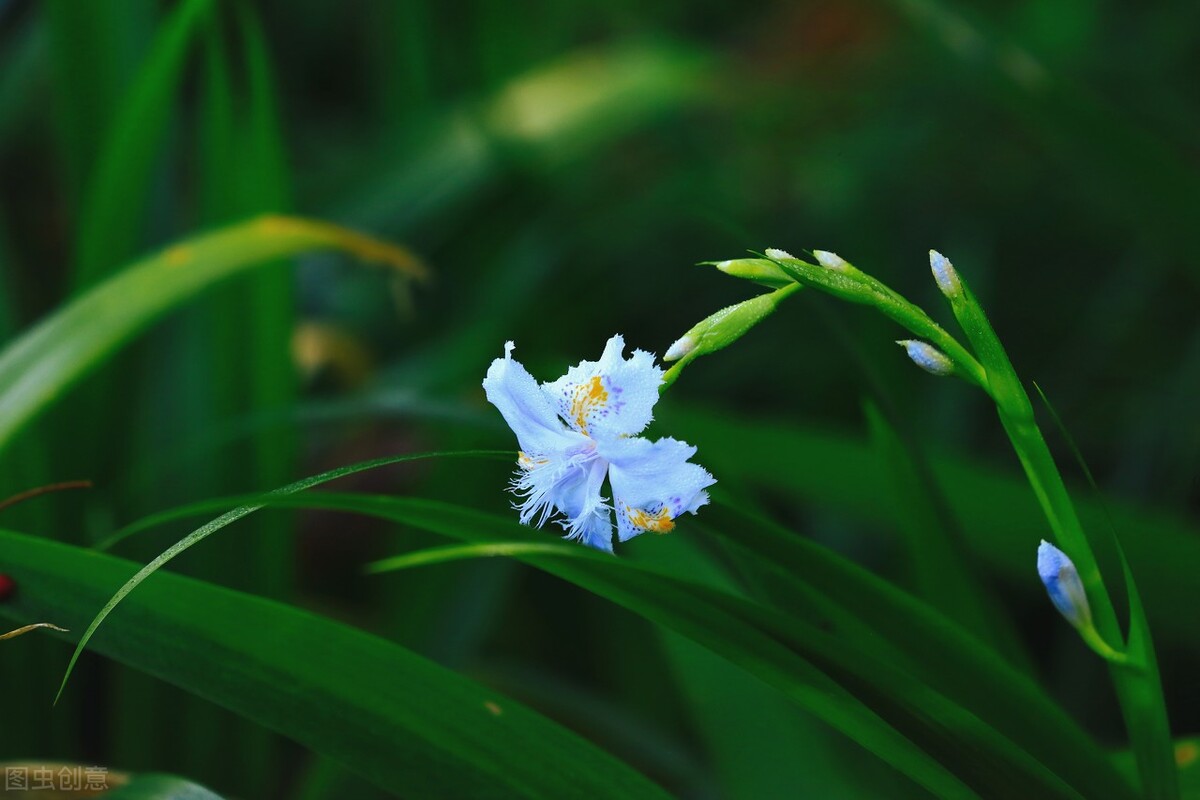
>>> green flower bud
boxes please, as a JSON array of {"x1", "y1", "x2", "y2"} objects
[
  {"x1": 710, "y1": 258, "x2": 792, "y2": 289},
  {"x1": 813, "y1": 250, "x2": 850, "y2": 271},
  {"x1": 661, "y1": 284, "x2": 801, "y2": 388}
]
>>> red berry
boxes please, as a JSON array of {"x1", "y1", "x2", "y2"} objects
[{"x1": 0, "y1": 574, "x2": 14, "y2": 601}]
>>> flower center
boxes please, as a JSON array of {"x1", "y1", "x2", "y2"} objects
[
  {"x1": 627, "y1": 505, "x2": 675, "y2": 533},
  {"x1": 569, "y1": 375, "x2": 608, "y2": 435}
]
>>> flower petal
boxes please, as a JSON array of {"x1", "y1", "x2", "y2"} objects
[
  {"x1": 511, "y1": 453, "x2": 613, "y2": 552},
  {"x1": 554, "y1": 457, "x2": 614, "y2": 552},
  {"x1": 601, "y1": 436, "x2": 715, "y2": 542},
  {"x1": 542, "y1": 334, "x2": 663, "y2": 439},
  {"x1": 484, "y1": 341, "x2": 589, "y2": 457}
]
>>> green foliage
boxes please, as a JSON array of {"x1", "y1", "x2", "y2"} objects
[
  {"x1": 0, "y1": 528, "x2": 668, "y2": 799},
  {"x1": 1, "y1": 1, "x2": 1197, "y2": 796},
  {"x1": 0, "y1": 215, "x2": 421, "y2": 456}
]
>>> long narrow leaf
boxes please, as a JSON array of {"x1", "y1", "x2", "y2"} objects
[
  {"x1": 0, "y1": 529, "x2": 670, "y2": 799},
  {"x1": 58, "y1": 450, "x2": 505, "y2": 699},
  {"x1": 71, "y1": 0, "x2": 211, "y2": 289},
  {"x1": 0, "y1": 215, "x2": 424, "y2": 456},
  {"x1": 105, "y1": 488, "x2": 1119, "y2": 798}
]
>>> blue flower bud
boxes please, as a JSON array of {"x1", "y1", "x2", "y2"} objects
[
  {"x1": 896, "y1": 339, "x2": 955, "y2": 376},
  {"x1": 929, "y1": 250, "x2": 962, "y2": 298},
  {"x1": 1037, "y1": 540, "x2": 1093, "y2": 630}
]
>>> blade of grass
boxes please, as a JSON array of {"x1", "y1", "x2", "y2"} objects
[
  {"x1": 863, "y1": 400, "x2": 1026, "y2": 667},
  {"x1": 237, "y1": 3, "x2": 296, "y2": 603},
  {"x1": 697, "y1": 499, "x2": 1135, "y2": 798},
  {"x1": 59, "y1": 450, "x2": 506, "y2": 700},
  {"x1": 366, "y1": 542, "x2": 582, "y2": 573},
  {"x1": 70, "y1": 0, "x2": 212, "y2": 290},
  {"x1": 0, "y1": 214, "x2": 424, "y2": 457},
  {"x1": 183, "y1": 12, "x2": 295, "y2": 793},
  {"x1": 45, "y1": 0, "x2": 155, "y2": 204},
  {"x1": 1035, "y1": 383, "x2": 1178, "y2": 800},
  {"x1": 107, "y1": 488, "x2": 1125, "y2": 798},
  {"x1": 939, "y1": 256, "x2": 1175, "y2": 799},
  {"x1": 299, "y1": 495, "x2": 1089, "y2": 799},
  {"x1": 0, "y1": 528, "x2": 671, "y2": 800}
]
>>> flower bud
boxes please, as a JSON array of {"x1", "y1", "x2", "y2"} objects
[
  {"x1": 664, "y1": 335, "x2": 695, "y2": 362},
  {"x1": 813, "y1": 250, "x2": 849, "y2": 271},
  {"x1": 896, "y1": 339, "x2": 955, "y2": 376},
  {"x1": 1037, "y1": 540, "x2": 1093, "y2": 630},
  {"x1": 764, "y1": 248, "x2": 795, "y2": 260},
  {"x1": 712, "y1": 259, "x2": 792, "y2": 289},
  {"x1": 663, "y1": 284, "x2": 800, "y2": 370},
  {"x1": 929, "y1": 250, "x2": 962, "y2": 298}
]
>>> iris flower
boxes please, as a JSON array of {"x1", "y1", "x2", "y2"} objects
[{"x1": 483, "y1": 335, "x2": 715, "y2": 552}]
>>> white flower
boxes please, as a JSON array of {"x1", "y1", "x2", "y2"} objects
[{"x1": 482, "y1": 336, "x2": 715, "y2": 552}]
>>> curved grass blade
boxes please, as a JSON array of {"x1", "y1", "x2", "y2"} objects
[
  {"x1": 373, "y1": 539, "x2": 928, "y2": 797},
  {"x1": 695, "y1": 500, "x2": 1137, "y2": 800},
  {"x1": 294, "y1": 495, "x2": 1085, "y2": 799},
  {"x1": 366, "y1": 542, "x2": 581, "y2": 573},
  {"x1": 863, "y1": 401, "x2": 1018, "y2": 654},
  {"x1": 0, "y1": 215, "x2": 424, "y2": 457},
  {"x1": 1034, "y1": 382, "x2": 1178, "y2": 799},
  {"x1": 0, "y1": 529, "x2": 670, "y2": 800},
  {"x1": 57, "y1": 450, "x2": 506, "y2": 701},
  {"x1": 108, "y1": 489, "x2": 1115, "y2": 798}
]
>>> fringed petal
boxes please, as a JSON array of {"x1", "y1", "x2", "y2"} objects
[{"x1": 511, "y1": 453, "x2": 613, "y2": 552}]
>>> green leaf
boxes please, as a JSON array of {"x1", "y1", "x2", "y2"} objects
[
  {"x1": 46, "y1": 0, "x2": 156, "y2": 202},
  {"x1": 0, "y1": 528, "x2": 670, "y2": 800},
  {"x1": 293, "y1": 495, "x2": 1092, "y2": 798},
  {"x1": 111, "y1": 487, "x2": 1126, "y2": 798},
  {"x1": 1034, "y1": 383, "x2": 1179, "y2": 800},
  {"x1": 61, "y1": 451, "x2": 506, "y2": 700},
  {"x1": 0, "y1": 215, "x2": 424, "y2": 457},
  {"x1": 70, "y1": 0, "x2": 212, "y2": 289},
  {"x1": 1114, "y1": 547, "x2": 1178, "y2": 800},
  {"x1": 863, "y1": 401, "x2": 1008, "y2": 642},
  {"x1": 366, "y1": 542, "x2": 583, "y2": 573}
]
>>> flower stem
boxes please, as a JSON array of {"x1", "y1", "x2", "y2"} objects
[{"x1": 949, "y1": 279, "x2": 1177, "y2": 800}]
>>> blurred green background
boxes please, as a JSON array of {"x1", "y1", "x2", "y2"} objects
[{"x1": 0, "y1": 0, "x2": 1197, "y2": 797}]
